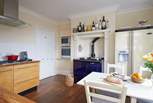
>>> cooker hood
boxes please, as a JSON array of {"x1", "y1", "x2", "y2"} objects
[{"x1": 0, "y1": 0, "x2": 25, "y2": 26}]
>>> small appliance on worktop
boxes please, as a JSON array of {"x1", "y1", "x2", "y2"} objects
[{"x1": 0, "y1": 51, "x2": 32, "y2": 65}]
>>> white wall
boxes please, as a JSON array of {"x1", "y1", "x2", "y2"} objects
[
  {"x1": 75, "y1": 38, "x2": 104, "y2": 58},
  {"x1": 0, "y1": 7, "x2": 58, "y2": 79}
]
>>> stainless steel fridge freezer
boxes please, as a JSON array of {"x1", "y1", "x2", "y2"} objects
[{"x1": 115, "y1": 28, "x2": 153, "y2": 76}]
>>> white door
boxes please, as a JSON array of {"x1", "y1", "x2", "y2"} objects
[
  {"x1": 133, "y1": 29, "x2": 153, "y2": 72},
  {"x1": 36, "y1": 29, "x2": 56, "y2": 80}
]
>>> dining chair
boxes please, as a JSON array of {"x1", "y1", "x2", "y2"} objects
[
  {"x1": 107, "y1": 63, "x2": 125, "y2": 75},
  {"x1": 84, "y1": 80, "x2": 127, "y2": 103}
]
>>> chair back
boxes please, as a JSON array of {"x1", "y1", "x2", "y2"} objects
[
  {"x1": 84, "y1": 80, "x2": 127, "y2": 103},
  {"x1": 107, "y1": 63, "x2": 124, "y2": 75}
]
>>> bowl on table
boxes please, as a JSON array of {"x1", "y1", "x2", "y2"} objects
[{"x1": 131, "y1": 73, "x2": 144, "y2": 83}]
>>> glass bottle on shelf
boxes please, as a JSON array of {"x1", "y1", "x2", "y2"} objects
[
  {"x1": 102, "y1": 16, "x2": 107, "y2": 30},
  {"x1": 82, "y1": 24, "x2": 85, "y2": 32},
  {"x1": 77, "y1": 22, "x2": 82, "y2": 32},
  {"x1": 95, "y1": 20, "x2": 99, "y2": 30},
  {"x1": 92, "y1": 21, "x2": 96, "y2": 31},
  {"x1": 98, "y1": 19, "x2": 102, "y2": 30}
]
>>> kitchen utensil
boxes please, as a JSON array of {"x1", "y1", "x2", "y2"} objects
[{"x1": 6, "y1": 55, "x2": 18, "y2": 61}]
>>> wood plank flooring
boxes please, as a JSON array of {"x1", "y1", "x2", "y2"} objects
[
  {"x1": 24, "y1": 75, "x2": 87, "y2": 103},
  {"x1": 23, "y1": 75, "x2": 130, "y2": 103}
]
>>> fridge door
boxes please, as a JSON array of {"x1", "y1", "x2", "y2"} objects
[
  {"x1": 133, "y1": 29, "x2": 153, "y2": 72},
  {"x1": 115, "y1": 31, "x2": 131, "y2": 75}
]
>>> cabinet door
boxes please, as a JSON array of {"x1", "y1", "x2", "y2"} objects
[
  {"x1": 0, "y1": 66, "x2": 13, "y2": 92},
  {"x1": 74, "y1": 61, "x2": 86, "y2": 75},
  {"x1": 133, "y1": 29, "x2": 153, "y2": 72},
  {"x1": 73, "y1": 61, "x2": 86, "y2": 83},
  {"x1": 86, "y1": 62, "x2": 102, "y2": 74}
]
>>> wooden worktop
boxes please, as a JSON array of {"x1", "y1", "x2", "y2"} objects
[
  {"x1": 0, "y1": 61, "x2": 40, "y2": 67},
  {"x1": 0, "y1": 87, "x2": 35, "y2": 103}
]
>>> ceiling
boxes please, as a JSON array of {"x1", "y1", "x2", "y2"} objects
[{"x1": 19, "y1": 0, "x2": 153, "y2": 22}]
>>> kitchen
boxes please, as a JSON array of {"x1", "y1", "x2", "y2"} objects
[{"x1": 0, "y1": 0, "x2": 153, "y2": 103}]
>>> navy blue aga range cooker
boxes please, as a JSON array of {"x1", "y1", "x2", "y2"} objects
[{"x1": 73, "y1": 58, "x2": 104, "y2": 83}]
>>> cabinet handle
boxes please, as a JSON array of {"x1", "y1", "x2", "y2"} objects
[{"x1": 90, "y1": 63, "x2": 95, "y2": 64}]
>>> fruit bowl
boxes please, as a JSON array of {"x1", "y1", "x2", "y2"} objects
[
  {"x1": 131, "y1": 73, "x2": 144, "y2": 83},
  {"x1": 131, "y1": 78, "x2": 144, "y2": 83}
]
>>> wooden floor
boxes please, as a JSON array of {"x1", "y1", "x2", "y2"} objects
[
  {"x1": 24, "y1": 75, "x2": 87, "y2": 103},
  {"x1": 23, "y1": 75, "x2": 130, "y2": 103}
]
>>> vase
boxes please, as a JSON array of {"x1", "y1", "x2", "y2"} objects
[{"x1": 65, "y1": 74, "x2": 74, "y2": 87}]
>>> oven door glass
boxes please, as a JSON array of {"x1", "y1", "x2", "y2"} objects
[{"x1": 61, "y1": 47, "x2": 71, "y2": 58}]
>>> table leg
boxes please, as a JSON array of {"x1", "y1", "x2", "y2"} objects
[{"x1": 131, "y1": 97, "x2": 137, "y2": 103}]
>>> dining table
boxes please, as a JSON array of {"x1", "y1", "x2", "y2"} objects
[{"x1": 77, "y1": 72, "x2": 153, "y2": 103}]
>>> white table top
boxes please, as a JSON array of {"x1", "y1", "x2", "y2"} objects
[{"x1": 77, "y1": 72, "x2": 153, "y2": 101}]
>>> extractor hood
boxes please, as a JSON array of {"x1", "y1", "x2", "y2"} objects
[{"x1": 0, "y1": 0, "x2": 25, "y2": 26}]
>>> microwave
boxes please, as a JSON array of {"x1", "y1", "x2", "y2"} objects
[{"x1": 61, "y1": 36, "x2": 71, "y2": 46}]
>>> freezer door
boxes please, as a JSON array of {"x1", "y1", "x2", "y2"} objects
[{"x1": 133, "y1": 29, "x2": 153, "y2": 72}]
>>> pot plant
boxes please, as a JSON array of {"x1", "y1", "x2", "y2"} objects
[{"x1": 143, "y1": 52, "x2": 153, "y2": 79}]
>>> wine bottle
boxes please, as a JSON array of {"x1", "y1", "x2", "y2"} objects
[
  {"x1": 98, "y1": 19, "x2": 102, "y2": 30},
  {"x1": 82, "y1": 24, "x2": 85, "y2": 32},
  {"x1": 102, "y1": 16, "x2": 106, "y2": 30},
  {"x1": 92, "y1": 21, "x2": 96, "y2": 31},
  {"x1": 95, "y1": 21, "x2": 99, "y2": 30},
  {"x1": 78, "y1": 22, "x2": 82, "y2": 32}
]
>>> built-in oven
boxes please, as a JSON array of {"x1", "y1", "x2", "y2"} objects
[
  {"x1": 61, "y1": 46, "x2": 71, "y2": 58},
  {"x1": 61, "y1": 36, "x2": 71, "y2": 46}
]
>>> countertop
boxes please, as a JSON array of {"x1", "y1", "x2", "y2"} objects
[
  {"x1": 0, "y1": 60, "x2": 40, "y2": 67},
  {"x1": 0, "y1": 87, "x2": 35, "y2": 103}
]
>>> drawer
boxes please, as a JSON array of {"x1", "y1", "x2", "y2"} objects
[
  {"x1": 14, "y1": 78, "x2": 39, "y2": 93},
  {"x1": 0, "y1": 66, "x2": 13, "y2": 72},
  {"x1": 14, "y1": 63, "x2": 39, "y2": 83},
  {"x1": 14, "y1": 63, "x2": 39, "y2": 69}
]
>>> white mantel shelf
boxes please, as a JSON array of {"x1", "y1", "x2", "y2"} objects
[{"x1": 73, "y1": 29, "x2": 110, "y2": 38}]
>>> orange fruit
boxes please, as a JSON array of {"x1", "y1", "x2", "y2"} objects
[{"x1": 131, "y1": 73, "x2": 142, "y2": 80}]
